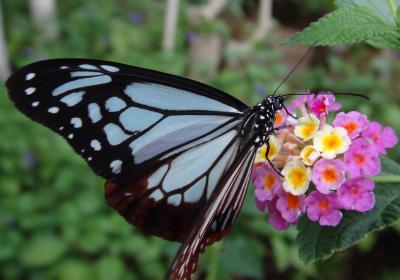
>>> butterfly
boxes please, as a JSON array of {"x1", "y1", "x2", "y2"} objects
[{"x1": 5, "y1": 59, "x2": 286, "y2": 280}]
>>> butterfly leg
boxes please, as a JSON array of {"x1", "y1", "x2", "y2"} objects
[{"x1": 264, "y1": 138, "x2": 283, "y2": 177}]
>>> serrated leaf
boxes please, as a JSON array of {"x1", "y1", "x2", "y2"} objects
[
  {"x1": 283, "y1": 5, "x2": 400, "y2": 49},
  {"x1": 367, "y1": 32, "x2": 400, "y2": 50},
  {"x1": 335, "y1": 0, "x2": 400, "y2": 25},
  {"x1": 297, "y1": 182, "x2": 400, "y2": 263}
]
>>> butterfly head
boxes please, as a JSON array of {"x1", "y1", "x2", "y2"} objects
[{"x1": 252, "y1": 95, "x2": 284, "y2": 146}]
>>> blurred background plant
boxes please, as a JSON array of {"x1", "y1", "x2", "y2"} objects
[{"x1": 0, "y1": 0, "x2": 399, "y2": 280}]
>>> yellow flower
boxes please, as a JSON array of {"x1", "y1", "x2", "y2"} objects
[
  {"x1": 300, "y1": 145, "x2": 320, "y2": 166},
  {"x1": 281, "y1": 160, "x2": 311, "y2": 195},
  {"x1": 313, "y1": 124, "x2": 351, "y2": 159},
  {"x1": 255, "y1": 135, "x2": 281, "y2": 163},
  {"x1": 294, "y1": 114, "x2": 320, "y2": 141}
]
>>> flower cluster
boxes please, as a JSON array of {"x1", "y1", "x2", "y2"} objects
[{"x1": 252, "y1": 93, "x2": 398, "y2": 229}]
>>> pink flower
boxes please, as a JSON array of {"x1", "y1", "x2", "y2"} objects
[
  {"x1": 276, "y1": 190, "x2": 306, "y2": 222},
  {"x1": 344, "y1": 138, "x2": 381, "y2": 178},
  {"x1": 312, "y1": 159, "x2": 346, "y2": 194},
  {"x1": 362, "y1": 121, "x2": 398, "y2": 155},
  {"x1": 307, "y1": 93, "x2": 342, "y2": 117},
  {"x1": 306, "y1": 191, "x2": 343, "y2": 226},
  {"x1": 267, "y1": 198, "x2": 290, "y2": 230},
  {"x1": 288, "y1": 95, "x2": 307, "y2": 111},
  {"x1": 332, "y1": 111, "x2": 369, "y2": 139},
  {"x1": 252, "y1": 165, "x2": 281, "y2": 205},
  {"x1": 337, "y1": 178, "x2": 375, "y2": 212}
]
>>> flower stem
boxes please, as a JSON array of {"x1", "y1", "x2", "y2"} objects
[
  {"x1": 373, "y1": 175, "x2": 400, "y2": 183},
  {"x1": 388, "y1": 0, "x2": 397, "y2": 19}
]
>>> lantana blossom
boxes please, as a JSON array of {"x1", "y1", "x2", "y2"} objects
[
  {"x1": 276, "y1": 190, "x2": 306, "y2": 222},
  {"x1": 307, "y1": 93, "x2": 342, "y2": 117},
  {"x1": 251, "y1": 91, "x2": 398, "y2": 230},
  {"x1": 337, "y1": 178, "x2": 375, "y2": 212},
  {"x1": 344, "y1": 138, "x2": 380, "y2": 177},
  {"x1": 306, "y1": 191, "x2": 343, "y2": 226},
  {"x1": 333, "y1": 111, "x2": 369, "y2": 139},
  {"x1": 313, "y1": 124, "x2": 351, "y2": 159},
  {"x1": 252, "y1": 164, "x2": 281, "y2": 203},
  {"x1": 312, "y1": 159, "x2": 346, "y2": 194},
  {"x1": 294, "y1": 114, "x2": 320, "y2": 141},
  {"x1": 362, "y1": 121, "x2": 398, "y2": 155},
  {"x1": 281, "y1": 160, "x2": 311, "y2": 195}
]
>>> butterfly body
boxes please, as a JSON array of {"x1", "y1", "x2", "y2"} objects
[{"x1": 6, "y1": 59, "x2": 281, "y2": 280}]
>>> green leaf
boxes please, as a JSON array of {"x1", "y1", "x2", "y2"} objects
[
  {"x1": 20, "y1": 235, "x2": 67, "y2": 268},
  {"x1": 380, "y1": 157, "x2": 400, "y2": 176},
  {"x1": 283, "y1": 6, "x2": 400, "y2": 50},
  {"x1": 297, "y1": 182, "x2": 400, "y2": 263},
  {"x1": 335, "y1": 0, "x2": 400, "y2": 25},
  {"x1": 95, "y1": 256, "x2": 125, "y2": 280}
]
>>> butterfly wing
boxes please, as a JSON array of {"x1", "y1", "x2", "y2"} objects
[
  {"x1": 5, "y1": 59, "x2": 256, "y2": 244},
  {"x1": 167, "y1": 143, "x2": 257, "y2": 280},
  {"x1": 6, "y1": 59, "x2": 247, "y2": 183}
]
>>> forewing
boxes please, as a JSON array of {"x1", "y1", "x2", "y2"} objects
[
  {"x1": 167, "y1": 143, "x2": 257, "y2": 280},
  {"x1": 5, "y1": 59, "x2": 247, "y2": 183}
]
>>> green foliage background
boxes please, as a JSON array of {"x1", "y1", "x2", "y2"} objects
[{"x1": 1, "y1": 0, "x2": 399, "y2": 279}]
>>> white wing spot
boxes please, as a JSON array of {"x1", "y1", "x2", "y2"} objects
[
  {"x1": 79, "y1": 64, "x2": 99, "y2": 70},
  {"x1": 70, "y1": 117, "x2": 82, "y2": 128},
  {"x1": 60, "y1": 66, "x2": 69, "y2": 69},
  {"x1": 31, "y1": 101, "x2": 39, "y2": 107},
  {"x1": 25, "y1": 87, "x2": 36, "y2": 95},
  {"x1": 59, "y1": 126, "x2": 64, "y2": 131},
  {"x1": 167, "y1": 194, "x2": 182, "y2": 206},
  {"x1": 90, "y1": 139, "x2": 102, "y2": 151},
  {"x1": 81, "y1": 149, "x2": 85, "y2": 153},
  {"x1": 88, "y1": 157, "x2": 93, "y2": 161},
  {"x1": 100, "y1": 65, "x2": 119, "y2": 72},
  {"x1": 110, "y1": 160, "x2": 122, "y2": 174},
  {"x1": 88, "y1": 103, "x2": 102, "y2": 123},
  {"x1": 68, "y1": 133, "x2": 74, "y2": 139},
  {"x1": 149, "y1": 189, "x2": 164, "y2": 202},
  {"x1": 26, "y1": 73, "x2": 36, "y2": 80},
  {"x1": 48, "y1": 107, "x2": 60, "y2": 114}
]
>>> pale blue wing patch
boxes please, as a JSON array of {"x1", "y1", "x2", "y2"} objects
[
  {"x1": 103, "y1": 123, "x2": 130, "y2": 145},
  {"x1": 53, "y1": 75, "x2": 111, "y2": 96},
  {"x1": 183, "y1": 177, "x2": 206, "y2": 203},
  {"x1": 147, "y1": 164, "x2": 169, "y2": 189},
  {"x1": 70, "y1": 117, "x2": 82, "y2": 128},
  {"x1": 88, "y1": 103, "x2": 102, "y2": 123},
  {"x1": 70, "y1": 71, "x2": 103, "y2": 78},
  {"x1": 130, "y1": 114, "x2": 233, "y2": 163},
  {"x1": 119, "y1": 107, "x2": 163, "y2": 132},
  {"x1": 105, "y1": 97, "x2": 127, "y2": 112},
  {"x1": 60, "y1": 91, "x2": 85, "y2": 107},
  {"x1": 206, "y1": 141, "x2": 239, "y2": 199},
  {"x1": 124, "y1": 83, "x2": 240, "y2": 113},
  {"x1": 167, "y1": 194, "x2": 182, "y2": 206},
  {"x1": 162, "y1": 130, "x2": 237, "y2": 192}
]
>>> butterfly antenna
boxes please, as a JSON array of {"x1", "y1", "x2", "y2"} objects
[
  {"x1": 272, "y1": 47, "x2": 312, "y2": 97},
  {"x1": 280, "y1": 92, "x2": 370, "y2": 101}
]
